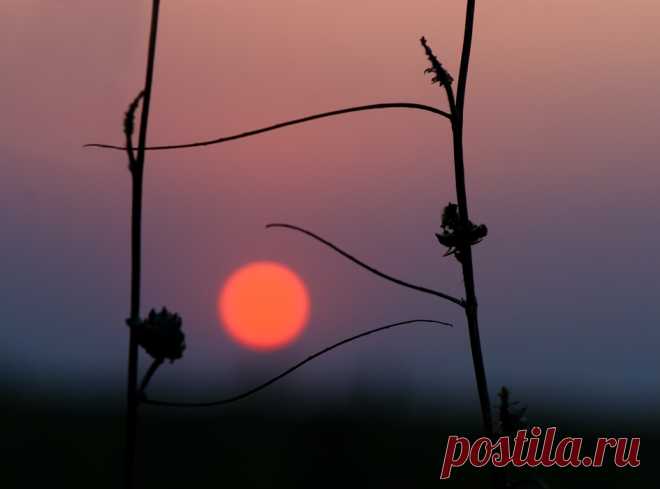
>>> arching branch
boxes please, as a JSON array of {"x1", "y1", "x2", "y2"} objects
[
  {"x1": 267, "y1": 223, "x2": 465, "y2": 308},
  {"x1": 141, "y1": 318, "x2": 451, "y2": 408},
  {"x1": 138, "y1": 358, "x2": 163, "y2": 397},
  {"x1": 84, "y1": 102, "x2": 451, "y2": 152}
]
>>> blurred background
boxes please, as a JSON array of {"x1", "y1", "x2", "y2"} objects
[{"x1": 1, "y1": 1, "x2": 658, "y2": 487}]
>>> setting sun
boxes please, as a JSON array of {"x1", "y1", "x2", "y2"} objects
[{"x1": 218, "y1": 261, "x2": 310, "y2": 351}]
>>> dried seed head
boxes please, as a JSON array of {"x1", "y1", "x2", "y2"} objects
[
  {"x1": 133, "y1": 307, "x2": 186, "y2": 363},
  {"x1": 420, "y1": 36, "x2": 454, "y2": 88},
  {"x1": 435, "y1": 202, "x2": 488, "y2": 262}
]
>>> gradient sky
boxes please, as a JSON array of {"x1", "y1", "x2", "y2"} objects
[{"x1": 2, "y1": 1, "x2": 659, "y2": 416}]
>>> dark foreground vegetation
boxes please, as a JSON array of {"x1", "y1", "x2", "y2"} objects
[{"x1": 5, "y1": 392, "x2": 654, "y2": 488}]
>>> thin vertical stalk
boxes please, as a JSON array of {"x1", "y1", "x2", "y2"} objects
[
  {"x1": 451, "y1": 0, "x2": 494, "y2": 437},
  {"x1": 456, "y1": 0, "x2": 476, "y2": 120},
  {"x1": 125, "y1": 1, "x2": 161, "y2": 489}
]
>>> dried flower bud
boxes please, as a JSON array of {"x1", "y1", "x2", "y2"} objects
[
  {"x1": 435, "y1": 203, "x2": 488, "y2": 262},
  {"x1": 123, "y1": 91, "x2": 144, "y2": 139},
  {"x1": 420, "y1": 36, "x2": 454, "y2": 88},
  {"x1": 133, "y1": 307, "x2": 186, "y2": 363}
]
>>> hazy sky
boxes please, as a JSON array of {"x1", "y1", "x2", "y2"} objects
[{"x1": 2, "y1": 1, "x2": 659, "y2": 416}]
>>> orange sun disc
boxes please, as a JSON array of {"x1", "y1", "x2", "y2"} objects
[{"x1": 218, "y1": 261, "x2": 310, "y2": 351}]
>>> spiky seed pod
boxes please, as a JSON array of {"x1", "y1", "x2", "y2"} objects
[
  {"x1": 133, "y1": 307, "x2": 186, "y2": 363},
  {"x1": 498, "y1": 386, "x2": 527, "y2": 435},
  {"x1": 435, "y1": 202, "x2": 488, "y2": 262},
  {"x1": 420, "y1": 36, "x2": 454, "y2": 88}
]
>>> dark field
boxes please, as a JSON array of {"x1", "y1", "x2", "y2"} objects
[{"x1": 5, "y1": 392, "x2": 655, "y2": 488}]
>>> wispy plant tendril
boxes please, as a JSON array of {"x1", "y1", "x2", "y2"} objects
[
  {"x1": 140, "y1": 319, "x2": 452, "y2": 408},
  {"x1": 85, "y1": 102, "x2": 450, "y2": 152},
  {"x1": 266, "y1": 223, "x2": 465, "y2": 308}
]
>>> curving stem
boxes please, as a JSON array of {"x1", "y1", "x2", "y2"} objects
[
  {"x1": 142, "y1": 319, "x2": 452, "y2": 408},
  {"x1": 138, "y1": 358, "x2": 164, "y2": 399},
  {"x1": 267, "y1": 223, "x2": 465, "y2": 308},
  {"x1": 84, "y1": 102, "x2": 450, "y2": 152},
  {"x1": 451, "y1": 126, "x2": 493, "y2": 437},
  {"x1": 452, "y1": 0, "x2": 495, "y2": 439}
]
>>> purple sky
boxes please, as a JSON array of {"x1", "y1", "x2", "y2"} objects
[{"x1": 2, "y1": 1, "x2": 659, "y2": 416}]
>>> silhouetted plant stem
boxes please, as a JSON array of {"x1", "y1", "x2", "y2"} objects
[
  {"x1": 450, "y1": 0, "x2": 494, "y2": 438},
  {"x1": 125, "y1": 157, "x2": 141, "y2": 489},
  {"x1": 267, "y1": 223, "x2": 465, "y2": 307},
  {"x1": 142, "y1": 319, "x2": 451, "y2": 407},
  {"x1": 125, "y1": 2, "x2": 161, "y2": 489},
  {"x1": 456, "y1": 0, "x2": 476, "y2": 120},
  {"x1": 138, "y1": 358, "x2": 163, "y2": 397},
  {"x1": 84, "y1": 102, "x2": 450, "y2": 152},
  {"x1": 451, "y1": 122, "x2": 493, "y2": 435}
]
